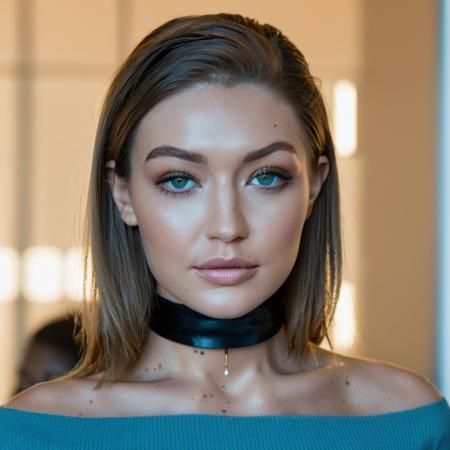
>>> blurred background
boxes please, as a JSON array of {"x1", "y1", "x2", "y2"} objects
[{"x1": 1, "y1": 0, "x2": 449, "y2": 404}]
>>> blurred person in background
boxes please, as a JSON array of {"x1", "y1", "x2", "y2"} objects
[{"x1": 13, "y1": 314, "x2": 81, "y2": 395}]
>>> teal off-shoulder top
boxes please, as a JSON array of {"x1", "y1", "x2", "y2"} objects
[{"x1": 0, "y1": 398, "x2": 449, "y2": 449}]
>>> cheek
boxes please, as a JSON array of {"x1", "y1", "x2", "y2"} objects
[
  {"x1": 132, "y1": 195, "x2": 200, "y2": 271},
  {"x1": 251, "y1": 186, "x2": 308, "y2": 283},
  {"x1": 259, "y1": 198, "x2": 305, "y2": 256}
]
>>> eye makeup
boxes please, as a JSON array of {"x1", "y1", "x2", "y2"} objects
[{"x1": 154, "y1": 165, "x2": 294, "y2": 198}]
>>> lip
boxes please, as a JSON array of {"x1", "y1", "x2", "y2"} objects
[
  {"x1": 193, "y1": 257, "x2": 258, "y2": 270},
  {"x1": 194, "y1": 267, "x2": 258, "y2": 285}
]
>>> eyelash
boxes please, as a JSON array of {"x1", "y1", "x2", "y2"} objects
[{"x1": 155, "y1": 166, "x2": 293, "y2": 198}]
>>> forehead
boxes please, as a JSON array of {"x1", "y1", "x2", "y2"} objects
[{"x1": 132, "y1": 83, "x2": 306, "y2": 163}]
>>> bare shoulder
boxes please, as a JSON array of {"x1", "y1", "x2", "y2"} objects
[
  {"x1": 338, "y1": 353, "x2": 444, "y2": 414},
  {"x1": 2, "y1": 378, "x2": 89, "y2": 416}
]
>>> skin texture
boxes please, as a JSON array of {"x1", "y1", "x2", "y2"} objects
[
  {"x1": 111, "y1": 82, "x2": 329, "y2": 317},
  {"x1": 102, "y1": 83, "x2": 334, "y2": 415}
]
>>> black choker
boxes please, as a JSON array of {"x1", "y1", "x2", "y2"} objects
[{"x1": 147, "y1": 288, "x2": 284, "y2": 350}]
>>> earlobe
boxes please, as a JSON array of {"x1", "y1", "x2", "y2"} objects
[
  {"x1": 106, "y1": 160, "x2": 138, "y2": 227},
  {"x1": 306, "y1": 156, "x2": 330, "y2": 219}
]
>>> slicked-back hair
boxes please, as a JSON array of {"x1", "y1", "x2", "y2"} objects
[{"x1": 61, "y1": 13, "x2": 342, "y2": 390}]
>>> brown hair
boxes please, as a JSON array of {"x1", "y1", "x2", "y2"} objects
[{"x1": 62, "y1": 13, "x2": 342, "y2": 389}]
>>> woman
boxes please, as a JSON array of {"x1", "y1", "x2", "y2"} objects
[{"x1": 1, "y1": 13, "x2": 449, "y2": 449}]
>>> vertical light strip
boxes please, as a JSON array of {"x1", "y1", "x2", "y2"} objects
[
  {"x1": 14, "y1": 0, "x2": 34, "y2": 373},
  {"x1": 0, "y1": 247, "x2": 19, "y2": 303},
  {"x1": 333, "y1": 80, "x2": 358, "y2": 157},
  {"x1": 437, "y1": 0, "x2": 450, "y2": 397},
  {"x1": 333, "y1": 281, "x2": 356, "y2": 350}
]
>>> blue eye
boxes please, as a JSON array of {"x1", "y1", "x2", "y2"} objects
[
  {"x1": 250, "y1": 168, "x2": 293, "y2": 188},
  {"x1": 155, "y1": 166, "x2": 293, "y2": 198},
  {"x1": 155, "y1": 171, "x2": 199, "y2": 197}
]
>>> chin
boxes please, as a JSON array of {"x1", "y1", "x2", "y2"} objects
[{"x1": 189, "y1": 294, "x2": 264, "y2": 319}]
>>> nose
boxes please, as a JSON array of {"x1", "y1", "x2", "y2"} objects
[{"x1": 205, "y1": 183, "x2": 249, "y2": 243}]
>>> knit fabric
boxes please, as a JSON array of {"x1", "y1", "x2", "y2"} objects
[{"x1": 0, "y1": 397, "x2": 449, "y2": 449}]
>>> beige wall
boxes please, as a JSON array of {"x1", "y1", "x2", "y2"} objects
[
  {"x1": 0, "y1": 0, "x2": 439, "y2": 402},
  {"x1": 359, "y1": 0, "x2": 437, "y2": 376}
]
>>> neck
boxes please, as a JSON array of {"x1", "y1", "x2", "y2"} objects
[
  {"x1": 148, "y1": 291, "x2": 284, "y2": 350},
  {"x1": 128, "y1": 325, "x2": 297, "y2": 384},
  {"x1": 123, "y1": 290, "x2": 318, "y2": 384}
]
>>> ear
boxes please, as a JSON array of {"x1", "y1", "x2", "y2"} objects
[
  {"x1": 306, "y1": 156, "x2": 330, "y2": 219},
  {"x1": 105, "y1": 160, "x2": 138, "y2": 226}
]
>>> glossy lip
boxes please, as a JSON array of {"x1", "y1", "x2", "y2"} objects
[
  {"x1": 193, "y1": 257, "x2": 258, "y2": 270},
  {"x1": 194, "y1": 267, "x2": 258, "y2": 285}
]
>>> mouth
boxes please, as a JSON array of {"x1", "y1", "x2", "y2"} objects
[
  {"x1": 193, "y1": 267, "x2": 258, "y2": 285},
  {"x1": 202, "y1": 265, "x2": 258, "y2": 269}
]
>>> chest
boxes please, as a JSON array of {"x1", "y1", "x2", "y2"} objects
[{"x1": 73, "y1": 368, "x2": 357, "y2": 417}]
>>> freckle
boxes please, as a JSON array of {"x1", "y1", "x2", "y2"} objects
[
  {"x1": 153, "y1": 367, "x2": 158, "y2": 371},
  {"x1": 345, "y1": 380, "x2": 350, "y2": 386},
  {"x1": 222, "y1": 409, "x2": 227, "y2": 413},
  {"x1": 221, "y1": 385, "x2": 226, "y2": 389},
  {"x1": 226, "y1": 400, "x2": 231, "y2": 404},
  {"x1": 203, "y1": 394, "x2": 208, "y2": 399},
  {"x1": 194, "y1": 350, "x2": 198, "y2": 353},
  {"x1": 89, "y1": 399, "x2": 93, "y2": 404},
  {"x1": 273, "y1": 123, "x2": 277, "y2": 127},
  {"x1": 341, "y1": 398, "x2": 346, "y2": 403},
  {"x1": 209, "y1": 393, "x2": 213, "y2": 397},
  {"x1": 200, "y1": 351, "x2": 204, "y2": 355},
  {"x1": 158, "y1": 363, "x2": 162, "y2": 370},
  {"x1": 144, "y1": 368, "x2": 149, "y2": 372}
]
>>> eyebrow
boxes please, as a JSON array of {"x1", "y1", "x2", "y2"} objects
[{"x1": 144, "y1": 141, "x2": 297, "y2": 165}]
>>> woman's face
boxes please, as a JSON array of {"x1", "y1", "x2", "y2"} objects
[{"x1": 109, "y1": 83, "x2": 329, "y2": 318}]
